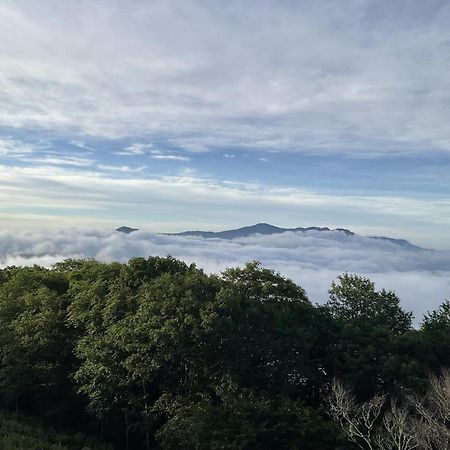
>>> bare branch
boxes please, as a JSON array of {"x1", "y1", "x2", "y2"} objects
[
  {"x1": 328, "y1": 380, "x2": 383, "y2": 450},
  {"x1": 409, "y1": 369, "x2": 450, "y2": 450},
  {"x1": 375, "y1": 401, "x2": 419, "y2": 450}
]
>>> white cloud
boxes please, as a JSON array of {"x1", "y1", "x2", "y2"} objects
[
  {"x1": 69, "y1": 140, "x2": 91, "y2": 150},
  {"x1": 150, "y1": 154, "x2": 190, "y2": 161},
  {"x1": 24, "y1": 155, "x2": 94, "y2": 167},
  {"x1": 0, "y1": 163, "x2": 449, "y2": 249},
  {"x1": 0, "y1": 137, "x2": 47, "y2": 156},
  {"x1": 0, "y1": 228, "x2": 448, "y2": 322},
  {"x1": 148, "y1": 149, "x2": 191, "y2": 161},
  {"x1": 114, "y1": 143, "x2": 153, "y2": 156},
  {"x1": 97, "y1": 164, "x2": 147, "y2": 173},
  {"x1": 0, "y1": 1, "x2": 449, "y2": 154}
]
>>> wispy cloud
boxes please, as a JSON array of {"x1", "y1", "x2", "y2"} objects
[
  {"x1": 97, "y1": 164, "x2": 147, "y2": 173},
  {"x1": 114, "y1": 143, "x2": 153, "y2": 156},
  {"x1": 0, "y1": 163, "x2": 448, "y2": 248},
  {"x1": 149, "y1": 149, "x2": 190, "y2": 161},
  {"x1": 69, "y1": 140, "x2": 91, "y2": 150},
  {"x1": 24, "y1": 155, "x2": 94, "y2": 167},
  {"x1": 150, "y1": 154, "x2": 190, "y2": 161},
  {"x1": 0, "y1": 1, "x2": 449, "y2": 154},
  {"x1": 0, "y1": 137, "x2": 48, "y2": 157}
]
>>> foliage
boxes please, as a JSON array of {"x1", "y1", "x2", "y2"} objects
[
  {"x1": 324, "y1": 274, "x2": 421, "y2": 399},
  {"x1": 156, "y1": 378, "x2": 339, "y2": 450},
  {"x1": 0, "y1": 258, "x2": 447, "y2": 449}
]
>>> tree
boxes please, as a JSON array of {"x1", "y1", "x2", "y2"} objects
[
  {"x1": 329, "y1": 370, "x2": 450, "y2": 450},
  {"x1": 328, "y1": 380, "x2": 386, "y2": 450},
  {"x1": 420, "y1": 301, "x2": 450, "y2": 370},
  {"x1": 221, "y1": 261, "x2": 309, "y2": 304},
  {"x1": 325, "y1": 274, "x2": 415, "y2": 398},
  {"x1": 0, "y1": 266, "x2": 76, "y2": 420},
  {"x1": 0, "y1": 259, "x2": 447, "y2": 450},
  {"x1": 327, "y1": 274, "x2": 412, "y2": 333},
  {"x1": 71, "y1": 263, "x2": 217, "y2": 449},
  {"x1": 156, "y1": 377, "x2": 339, "y2": 450},
  {"x1": 408, "y1": 369, "x2": 450, "y2": 450},
  {"x1": 212, "y1": 262, "x2": 331, "y2": 401},
  {"x1": 374, "y1": 402, "x2": 419, "y2": 450}
]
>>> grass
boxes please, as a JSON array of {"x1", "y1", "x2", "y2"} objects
[{"x1": 0, "y1": 410, "x2": 111, "y2": 450}]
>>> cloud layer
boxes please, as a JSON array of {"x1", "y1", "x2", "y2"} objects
[
  {"x1": 1, "y1": 0, "x2": 450, "y2": 154},
  {"x1": 1, "y1": 228, "x2": 449, "y2": 322}
]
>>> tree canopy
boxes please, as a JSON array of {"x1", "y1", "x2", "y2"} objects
[{"x1": 0, "y1": 258, "x2": 447, "y2": 449}]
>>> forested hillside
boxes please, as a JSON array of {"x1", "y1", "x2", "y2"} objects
[{"x1": 0, "y1": 257, "x2": 448, "y2": 449}]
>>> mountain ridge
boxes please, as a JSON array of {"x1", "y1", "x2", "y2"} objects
[
  {"x1": 159, "y1": 222, "x2": 422, "y2": 250},
  {"x1": 168, "y1": 222, "x2": 352, "y2": 238},
  {"x1": 116, "y1": 223, "x2": 422, "y2": 250}
]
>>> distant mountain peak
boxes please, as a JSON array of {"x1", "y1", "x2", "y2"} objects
[{"x1": 116, "y1": 226, "x2": 138, "y2": 234}]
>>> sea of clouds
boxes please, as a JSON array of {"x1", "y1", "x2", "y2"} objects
[{"x1": 0, "y1": 228, "x2": 449, "y2": 323}]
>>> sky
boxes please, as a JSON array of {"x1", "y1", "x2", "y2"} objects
[{"x1": 0, "y1": 0, "x2": 450, "y2": 251}]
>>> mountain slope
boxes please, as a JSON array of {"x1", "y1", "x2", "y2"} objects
[{"x1": 168, "y1": 223, "x2": 422, "y2": 250}]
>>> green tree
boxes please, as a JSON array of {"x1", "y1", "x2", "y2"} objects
[
  {"x1": 420, "y1": 301, "x2": 450, "y2": 370},
  {"x1": 69, "y1": 259, "x2": 207, "y2": 448},
  {"x1": 0, "y1": 266, "x2": 75, "y2": 420},
  {"x1": 325, "y1": 274, "x2": 414, "y2": 398},
  {"x1": 327, "y1": 274, "x2": 412, "y2": 333},
  {"x1": 156, "y1": 377, "x2": 340, "y2": 450}
]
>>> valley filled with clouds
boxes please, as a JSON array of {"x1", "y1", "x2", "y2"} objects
[{"x1": 1, "y1": 228, "x2": 448, "y2": 321}]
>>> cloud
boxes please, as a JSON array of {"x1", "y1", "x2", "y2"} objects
[
  {"x1": 114, "y1": 143, "x2": 153, "y2": 156},
  {"x1": 69, "y1": 140, "x2": 91, "y2": 150},
  {"x1": 0, "y1": 1, "x2": 450, "y2": 154},
  {"x1": 0, "y1": 163, "x2": 449, "y2": 249},
  {"x1": 150, "y1": 154, "x2": 190, "y2": 161},
  {"x1": 148, "y1": 149, "x2": 191, "y2": 161},
  {"x1": 97, "y1": 164, "x2": 147, "y2": 173},
  {"x1": 24, "y1": 155, "x2": 94, "y2": 167},
  {"x1": 113, "y1": 144, "x2": 190, "y2": 161},
  {"x1": 0, "y1": 137, "x2": 47, "y2": 157},
  {"x1": 0, "y1": 228, "x2": 448, "y2": 322}
]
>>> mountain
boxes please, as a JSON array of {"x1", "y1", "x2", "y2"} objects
[
  {"x1": 116, "y1": 226, "x2": 138, "y2": 234},
  {"x1": 367, "y1": 235, "x2": 421, "y2": 250},
  {"x1": 168, "y1": 223, "x2": 422, "y2": 250},
  {"x1": 170, "y1": 222, "x2": 353, "y2": 239}
]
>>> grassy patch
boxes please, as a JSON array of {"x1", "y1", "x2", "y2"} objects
[{"x1": 0, "y1": 410, "x2": 110, "y2": 450}]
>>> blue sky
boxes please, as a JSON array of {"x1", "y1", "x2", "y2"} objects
[{"x1": 1, "y1": 0, "x2": 450, "y2": 249}]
